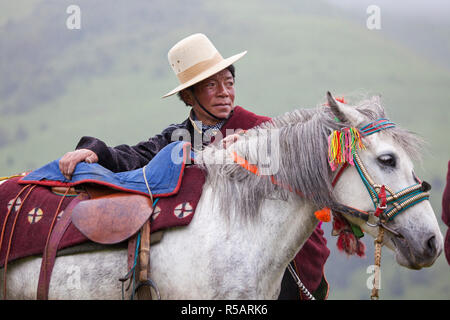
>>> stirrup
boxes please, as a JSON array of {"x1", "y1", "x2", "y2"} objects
[{"x1": 134, "y1": 279, "x2": 161, "y2": 300}]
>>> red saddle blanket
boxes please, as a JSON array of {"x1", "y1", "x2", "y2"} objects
[{"x1": 0, "y1": 166, "x2": 205, "y2": 267}]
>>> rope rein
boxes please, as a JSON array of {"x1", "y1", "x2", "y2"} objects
[{"x1": 287, "y1": 262, "x2": 315, "y2": 300}]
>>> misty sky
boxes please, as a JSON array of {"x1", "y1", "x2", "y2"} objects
[{"x1": 326, "y1": 0, "x2": 450, "y2": 20}]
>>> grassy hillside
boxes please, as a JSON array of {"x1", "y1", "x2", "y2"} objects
[{"x1": 1, "y1": 0, "x2": 449, "y2": 299}]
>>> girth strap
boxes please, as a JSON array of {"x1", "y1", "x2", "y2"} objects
[
  {"x1": 135, "y1": 220, "x2": 151, "y2": 298},
  {"x1": 36, "y1": 192, "x2": 89, "y2": 300},
  {"x1": 119, "y1": 219, "x2": 160, "y2": 300}
]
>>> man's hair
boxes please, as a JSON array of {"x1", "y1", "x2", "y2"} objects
[{"x1": 177, "y1": 64, "x2": 235, "y2": 106}]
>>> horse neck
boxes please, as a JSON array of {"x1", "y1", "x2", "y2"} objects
[
  {"x1": 255, "y1": 196, "x2": 318, "y2": 266},
  {"x1": 207, "y1": 187, "x2": 319, "y2": 298},
  {"x1": 198, "y1": 116, "x2": 325, "y2": 296},
  {"x1": 217, "y1": 124, "x2": 321, "y2": 260}
]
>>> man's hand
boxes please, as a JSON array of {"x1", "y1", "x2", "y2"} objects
[
  {"x1": 222, "y1": 129, "x2": 246, "y2": 149},
  {"x1": 59, "y1": 149, "x2": 98, "y2": 180}
]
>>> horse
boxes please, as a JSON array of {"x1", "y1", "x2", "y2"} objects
[{"x1": 0, "y1": 92, "x2": 443, "y2": 299}]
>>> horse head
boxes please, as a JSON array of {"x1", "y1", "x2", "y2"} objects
[{"x1": 327, "y1": 92, "x2": 443, "y2": 270}]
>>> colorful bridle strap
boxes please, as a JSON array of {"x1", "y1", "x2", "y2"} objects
[
  {"x1": 351, "y1": 119, "x2": 431, "y2": 221},
  {"x1": 352, "y1": 151, "x2": 430, "y2": 221},
  {"x1": 359, "y1": 118, "x2": 396, "y2": 136}
]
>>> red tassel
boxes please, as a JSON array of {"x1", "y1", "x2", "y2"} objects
[
  {"x1": 333, "y1": 213, "x2": 366, "y2": 257},
  {"x1": 356, "y1": 241, "x2": 366, "y2": 258}
]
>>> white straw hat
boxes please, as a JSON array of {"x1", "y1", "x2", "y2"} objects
[{"x1": 162, "y1": 33, "x2": 247, "y2": 98}]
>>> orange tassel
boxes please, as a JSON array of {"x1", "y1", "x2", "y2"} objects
[
  {"x1": 335, "y1": 97, "x2": 347, "y2": 104},
  {"x1": 314, "y1": 207, "x2": 331, "y2": 222}
]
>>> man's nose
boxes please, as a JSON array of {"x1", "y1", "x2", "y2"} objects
[{"x1": 216, "y1": 82, "x2": 229, "y2": 96}]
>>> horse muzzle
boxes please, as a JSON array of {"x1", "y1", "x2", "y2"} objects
[{"x1": 391, "y1": 227, "x2": 443, "y2": 269}]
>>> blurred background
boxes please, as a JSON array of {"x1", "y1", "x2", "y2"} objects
[{"x1": 0, "y1": 0, "x2": 449, "y2": 299}]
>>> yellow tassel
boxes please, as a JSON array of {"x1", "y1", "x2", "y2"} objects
[
  {"x1": 314, "y1": 207, "x2": 331, "y2": 222},
  {"x1": 328, "y1": 128, "x2": 366, "y2": 170}
]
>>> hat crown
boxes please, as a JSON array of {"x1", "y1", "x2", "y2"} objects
[
  {"x1": 162, "y1": 33, "x2": 246, "y2": 98},
  {"x1": 168, "y1": 33, "x2": 223, "y2": 78}
]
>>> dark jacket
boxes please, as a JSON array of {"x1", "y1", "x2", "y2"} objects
[
  {"x1": 76, "y1": 105, "x2": 330, "y2": 298},
  {"x1": 76, "y1": 118, "x2": 195, "y2": 172}
]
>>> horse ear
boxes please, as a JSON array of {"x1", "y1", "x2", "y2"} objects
[{"x1": 326, "y1": 91, "x2": 365, "y2": 126}]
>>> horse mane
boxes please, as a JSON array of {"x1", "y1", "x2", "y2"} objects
[{"x1": 198, "y1": 95, "x2": 424, "y2": 223}]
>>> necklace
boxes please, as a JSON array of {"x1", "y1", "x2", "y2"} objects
[
  {"x1": 189, "y1": 116, "x2": 203, "y2": 135},
  {"x1": 189, "y1": 112, "x2": 224, "y2": 136},
  {"x1": 189, "y1": 112, "x2": 225, "y2": 152}
]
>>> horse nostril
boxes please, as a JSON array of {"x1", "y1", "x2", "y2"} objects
[{"x1": 426, "y1": 235, "x2": 437, "y2": 255}]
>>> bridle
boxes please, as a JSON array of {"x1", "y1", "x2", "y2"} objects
[
  {"x1": 330, "y1": 118, "x2": 431, "y2": 299},
  {"x1": 331, "y1": 119, "x2": 431, "y2": 234}
]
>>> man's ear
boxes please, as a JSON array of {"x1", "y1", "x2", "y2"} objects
[
  {"x1": 180, "y1": 89, "x2": 194, "y2": 106},
  {"x1": 327, "y1": 91, "x2": 365, "y2": 127}
]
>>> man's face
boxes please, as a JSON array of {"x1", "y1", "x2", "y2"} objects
[{"x1": 189, "y1": 69, "x2": 235, "y2": 124}]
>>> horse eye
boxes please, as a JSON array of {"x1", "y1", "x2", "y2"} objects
[{"x1": 377, "y1": 154, "x2": 396, "y2": 167}]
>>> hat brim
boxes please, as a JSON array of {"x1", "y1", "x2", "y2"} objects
[{"x1": 162, "y1": 51, "x2": 247, "y2": 98}]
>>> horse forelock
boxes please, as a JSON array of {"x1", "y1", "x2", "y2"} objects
[
  {"x1": 198, "y1": 95, "x2": 424, "y2": 223},
  {"x1": 350, "y1": 95, "x2": 425, "y2": 162}
]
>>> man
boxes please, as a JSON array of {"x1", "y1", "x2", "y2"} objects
[{"x1": 59, "y1": 33, "x2": 330, "y2": 299}]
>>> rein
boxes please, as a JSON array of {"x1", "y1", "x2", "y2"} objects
[{"x1": 229, "y1": 117, "x2": 431, "y2": 300}]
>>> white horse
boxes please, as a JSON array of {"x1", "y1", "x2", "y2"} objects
[{"x1": 0, "y1": 93, "x2": 443, "y2": 299}]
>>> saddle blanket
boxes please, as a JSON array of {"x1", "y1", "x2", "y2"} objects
[
  {"x1": 19, "y1": 141, "x2": 193, "y2": 198},
  {"x1": 0, "y1": 165, "x2": 205, "y2": 268}
]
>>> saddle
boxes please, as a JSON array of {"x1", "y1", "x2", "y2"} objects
[
  {"x1": 3, "y1": 142, "x2": 202, "y2": 299},
  {"x1": 37, "y1": 185, "x2": 160, "y2": 300},
  {"x1": 72, "y1": 186, "x2": 153, "y2": 244}
]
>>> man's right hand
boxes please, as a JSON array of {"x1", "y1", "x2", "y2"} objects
[{"x1": 59, "y1": 149, "x2": 98, "y2": 180}]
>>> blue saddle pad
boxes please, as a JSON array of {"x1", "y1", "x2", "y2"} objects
[{"x1": 20, "y1": 141, "x2": 193, "y2": 198}]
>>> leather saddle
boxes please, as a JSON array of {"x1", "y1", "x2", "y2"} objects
[{"x1": 71, "y1": 186, "x2": 153, "y2": 244}]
